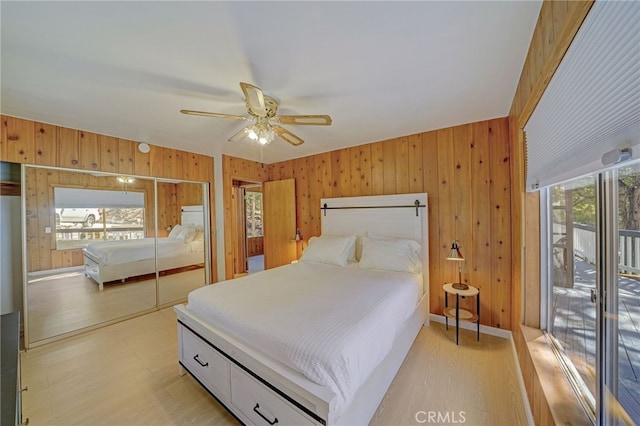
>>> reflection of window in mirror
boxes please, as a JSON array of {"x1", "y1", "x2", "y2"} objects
[{"x1": 54, "y1": 187, "x2": 145, "y2": 250}]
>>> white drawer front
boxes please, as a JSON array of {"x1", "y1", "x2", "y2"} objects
[
  {"x1": 180, "y1": 327, "x2": 230, "y2": 400},
  {"x1": 85, "y1": 263, "x2": 99, "y2": 275},
  {"x1": 230, "y1": 365, "x2": 314, "y2": 426}
]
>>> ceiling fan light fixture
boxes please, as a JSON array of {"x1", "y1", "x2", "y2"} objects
[
  {"x1": 182, "y1": 82, "x2": 331, "y2": 147},
  {"x1": 247, "y1": 122, "x2": 274, "y2": 145},
  {"x1": 247, "y1": 126, "x2": 259, "y2": 141},
  {"x1": 262, "y1": 127, "x2": 275, "y2": 145},
  {"x1": 117, "y1": 176, "x2": 134, "y2": 184}
]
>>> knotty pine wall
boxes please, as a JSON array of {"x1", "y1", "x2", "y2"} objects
[
  {"x1": 1, "y1": 115, "x2": 217, "y2": 279},
  {"x1": 266, "y1": 117, "x2": 512, "y2": 330},
  {"x1": 247, "y1": 237, "x2": 264, "y2": 257},
  {"x1": 221, "y1": 155, "x2": 268, "y2": 278},
  {"x1": 507, "y1": 1, "x2": 594, "y2": 424},
  {"x1": 157, "y1": 181, "x2": 204, "y2": 238}
]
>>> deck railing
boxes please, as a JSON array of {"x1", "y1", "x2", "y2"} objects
[
  {"x1": 56, "y1": 226, "x2": 145, "y2": 250},
  {"x1": 574, "y1": 223, "x2": 640, "y2": 275}
]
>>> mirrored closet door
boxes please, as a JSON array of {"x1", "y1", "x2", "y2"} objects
[
  {"x1": 24, "y1": 167, "x2": 210, "y2": 346},
  {"x1": 156, "y1": 179, "x2": 209, "y2": 306}
]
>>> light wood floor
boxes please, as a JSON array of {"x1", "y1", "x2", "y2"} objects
[
  {"x1": 21, "y1": 309, "x2": 529, "y2": 426},
  {"x1": 27, "y1": 267, "x2": 205, "y2": 343}
]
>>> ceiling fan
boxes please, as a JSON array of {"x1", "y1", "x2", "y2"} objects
[{"x1": 180, "y1": 82, "x2": 332, "y2": 146}]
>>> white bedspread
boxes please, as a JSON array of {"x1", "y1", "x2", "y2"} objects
[
  {"x1": 187, "y1": 261, "x2": 422, "y2": 417},
  {"x1": 84, "y1": 237, "x2": 200, "y2": 265}
]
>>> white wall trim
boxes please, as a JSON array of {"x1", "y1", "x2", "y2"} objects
[
  {"x1": 213, "y1": 155, "x2": 225, "y2": 282},
  {"x1": 429, "y1": 313, "x2": 511, "y2": 339}
]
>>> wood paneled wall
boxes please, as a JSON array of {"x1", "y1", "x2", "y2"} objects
[
  {"x1": 265, "y1": 117, "x2": 512, "y2": 329},
  {"x1": 1, "y1": 115, "x2": 217, "y2": 279},
  {"x1": 247, "y1": 237, "x2": 264, "y2": 257},
  {"x1": 157, "y1": 181, "x2": 204, "y2": 237},
  {"x1": 507, "y1": 1, "x2": 594, "y2": 423},
  {"x1": 221, "y1": 155, "x2": 268, "y2": 278}
]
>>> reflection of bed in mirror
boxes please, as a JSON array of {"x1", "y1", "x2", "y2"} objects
[{"x1": 83, "y1": 205, "x2": 205, "y2": 290}]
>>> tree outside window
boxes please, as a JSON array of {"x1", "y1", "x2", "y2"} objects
[{"x1": 245, "y1": 191, "x2": 263, "y2": 238}]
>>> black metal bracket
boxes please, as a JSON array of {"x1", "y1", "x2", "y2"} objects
[{"x1": 322, "y1": 199, "x2": 425, "y2": 216}]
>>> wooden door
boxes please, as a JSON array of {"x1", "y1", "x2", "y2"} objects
[
  {"x1": 231, "y1": 185, "x2": 248, "y2": 276},
  {"x1": 263, "y1": 178, "x2": 296, "y2": 269}
]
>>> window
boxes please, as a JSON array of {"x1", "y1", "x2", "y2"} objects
[
  {"x1": 54, "y1": 188, "x2": 145, "y2": 250},
  {"x1": 245, "y1": 191, "x2": 263, "y2": 238},
  {"x1": 547, "y1": 175, "x2": 598, "y2": 417},
  {"x1": 545, "y1": 165, "x2": 640, "y2": 424}
]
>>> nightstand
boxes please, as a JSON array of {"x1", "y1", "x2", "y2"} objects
[{"x1": 443, "y1": 283, "x2": 480, "y2": 345}]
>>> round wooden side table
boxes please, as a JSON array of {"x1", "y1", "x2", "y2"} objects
[{"x1": 443, "y1": 283, "x2": 480, "y2": 345}]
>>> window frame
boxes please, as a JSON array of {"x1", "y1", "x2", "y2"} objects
[
  {"x1": 245, "y1": 190, "x2": 263, "y2": 238},
  {"x1": 541, "y1": 165, "x2": 640, "y2": 424},
  {"x1": 542, "y1": 182, "x2": 597, "y2": 422}
]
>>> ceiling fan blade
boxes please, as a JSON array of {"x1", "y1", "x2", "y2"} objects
[
  {"x1": 240, "y1": 82, "x2": 267, "y2": 117},
  {"x1": 274, "y1": 115, "x2": 332, "y2": 126},
  {"x1": 228, "y1": 126, "x2": 250, "y2": 143},
  {"x1": 273, "y1": 125, "x2": 304, "y2": 146},
  {"x1": 180, "y1": 109, "x2": 247, "y2": 120}
]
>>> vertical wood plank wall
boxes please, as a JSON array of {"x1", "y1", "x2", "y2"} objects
[
  {"x1": 507, "y1": 1, "x2": 594, "y2": 423},
  {"x1": 1, "y1": 115, "x2": 218, "y2": 280},
  {"x1": 221, "y1": 155, "x2": 268, "y2": 279},
  {"x1": 155, "y1": 181, "x2": 205, "y2": 238},
  {"x1": 247, "y1": 237, "x2": 264, "y2": 257},
  {"x1": 265, "y1": 117, "x2": 512, "y2": 330}
]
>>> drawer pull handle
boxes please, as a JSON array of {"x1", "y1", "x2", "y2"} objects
[
  {"x1": 253, "y1": 403, "x2": 278, "y2": 425},
  {"x1": 193, "y1": 354, "x2": 208, "y2": 367}
]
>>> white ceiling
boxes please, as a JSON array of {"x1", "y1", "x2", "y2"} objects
[{"x1": 1, "y1": 1, "x2": 541, "y2": 164}]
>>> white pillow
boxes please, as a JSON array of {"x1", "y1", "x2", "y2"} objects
[
  {"x1": 307, "y1": 234, "x2": 357, "y2": 263},
  {"x1": 300, "y1": 234, "x2": 356, "y2": 267},
  {"x1": 168, "y1": 224, "x2": 184, "y2": 239},
  {"x1": 359, "y1": 236, "x2": 422, "y2": 274},
  {"x1": 174, "y1": 226, "x2": 197, "y2": 243}
]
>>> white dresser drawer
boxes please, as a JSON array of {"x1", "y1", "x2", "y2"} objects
[
  {"x1": 84, "y1": 262, "x2": 98, "y2": 274},
  {"x1": 180, "y1": 326, "x2": 230, "y2": 400},
  {"x1": 230, "y1": 365, "x2": 315, "y2": 426}
]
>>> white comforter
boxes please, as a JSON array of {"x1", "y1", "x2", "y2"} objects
[
  {"x1": 84, "y1": 237, "x2": 200, "y2": 265},
  {"x1": 187, "y1": 261, "x2": 422, "y2": 417}
]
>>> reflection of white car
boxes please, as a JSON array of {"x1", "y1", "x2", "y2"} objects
[{"x1": 55, "y1": 208, "x2": 101, "y2": 227}]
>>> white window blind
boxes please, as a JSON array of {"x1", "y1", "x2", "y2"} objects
[
  {"x1": 54, "y1": 188, "x2": 144, "y2": 208},
  {"x1": 525, "y1": 0, "x2": 640, "y2": 191}
]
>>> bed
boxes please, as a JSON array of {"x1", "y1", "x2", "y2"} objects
[
  {"x1": 174, "y1": 193, "x2": 429, "y2": 425},
  {"x1": 83, "y1": 206, "x2": 205, "y2": 290}
]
